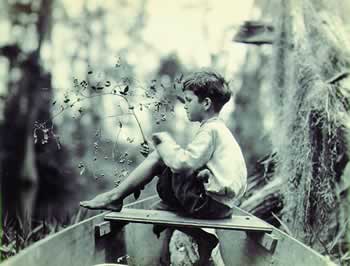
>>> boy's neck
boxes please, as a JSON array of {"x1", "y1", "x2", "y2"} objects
[{"x1": 200, "y1": 111, "x2": 219, "y2": 124}]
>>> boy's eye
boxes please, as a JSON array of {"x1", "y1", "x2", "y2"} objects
[{"x1": 185, "y1": 97, "x2": 192, "y2": 102}]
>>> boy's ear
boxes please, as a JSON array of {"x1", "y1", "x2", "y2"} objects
[{"x1": 203, "y1": 97, "x2": 212, "y2": 110}]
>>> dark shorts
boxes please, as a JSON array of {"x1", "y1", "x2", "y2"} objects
[
  {"x1": 155, "y1": 167, "x2": 233, "y2": 219},
  {"x1": 152, "y1": 167, "x2": 232, "y2": 256}
]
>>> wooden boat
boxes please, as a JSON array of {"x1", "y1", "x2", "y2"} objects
[{"x1": 0, "y1": 195, "x2": 334, "y2": 266}]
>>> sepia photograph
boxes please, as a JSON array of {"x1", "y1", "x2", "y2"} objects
[{"x1": 0, "y1": 0, "x2": 349, "y2": 265}]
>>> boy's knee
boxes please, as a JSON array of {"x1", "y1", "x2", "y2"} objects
[{"x1": 148, "y1": 150, "x2": 160, "y2": 161}]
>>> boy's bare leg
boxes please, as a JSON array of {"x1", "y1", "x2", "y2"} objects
[
  {"x1": 196, "y1": 237, "x2": 216, "y2": 266},
  {"x1": 159, "y1": 228, "x2": 173, "y2": 265},
  {"x1": 80, "y1": 151, "x2": 163, "y2": 210}
]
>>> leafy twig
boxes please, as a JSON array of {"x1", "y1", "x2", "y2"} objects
[{"x1": 271, "y1": 212, "x2": 293, "y2": 236}]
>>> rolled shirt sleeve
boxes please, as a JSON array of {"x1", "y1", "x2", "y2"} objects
[{"x1": 152, "y1": 129, "x2": 214, "y2": 174}]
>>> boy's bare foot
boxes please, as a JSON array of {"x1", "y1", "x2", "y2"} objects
[{"x1": 80, "y1": 193, "x2": 123, "y2": 212}]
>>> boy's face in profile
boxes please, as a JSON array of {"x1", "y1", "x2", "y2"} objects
[{"x1": 184, "y1": 90, "x2": 205, "y2": 122}]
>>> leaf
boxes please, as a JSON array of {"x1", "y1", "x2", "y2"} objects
[
  {"x1": 41, "y1": 128, "x2": 49, "y2": 145},
  {"x1": 25, "y1": 224, "x2": 44, "y2": 242},
  {"x1": 114, "y1": 180, "x2": 121, "y2": 187},
  {"x1": 176, "y1": 95, "x2": 185, "y2": 104},
  {"x1": 271, "y1": 212, "x2": 292, "y2": 236},
  {"x1": 133, "y1": 190, "x2": 141, "y2": 200},
  {"x1": 43, "y1": 129, "x2": 49, "y2": 140},
  {"x1": 54, "y1": 135, "x2": 61, "y2": 150},
  {"x1": 74, "y1": 209, "x2": 82, "y2": 224},
  {"x1": 33, "y1": 130, "x2": 38, "y2": 144},
  {"x1": 155, "y1": 102, "x2": 162, "y2": 112},
  {"x1": 120, "y1": 85, "x2": 129, "y2": 95},
  {"x1": 80, "y1": 80, "x2": 88, "y2": 88},
  {"x1": 150, "y1": 85, "x2": 157, "y2": 92}
]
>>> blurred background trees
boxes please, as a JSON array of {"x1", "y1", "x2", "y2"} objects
[
  {"x1": 0, "y1": 0, "x2": 78, "y2": 231},
  {"x1": 0, "y1": 0, "x2": 251, "y2": 255}
]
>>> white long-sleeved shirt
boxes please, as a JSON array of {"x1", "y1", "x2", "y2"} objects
[{"x1": 153, "y1": 117, "x2": 247, "y2": 207}]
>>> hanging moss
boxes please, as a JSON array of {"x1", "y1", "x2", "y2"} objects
[{"x1": 268, "y1": 0, "x2": 350, "y2": 254}]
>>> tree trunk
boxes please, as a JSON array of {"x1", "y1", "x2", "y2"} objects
[
  {"x1": 1, "y1": 52, "x2": 51, "y2": 232},
  {"x1": 1, "y1": 0, "x2": 54, "y2": 232}
]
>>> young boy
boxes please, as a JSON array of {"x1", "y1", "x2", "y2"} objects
[{"x1": 80, "y1": 71, "x2": 247, "y2": 265}]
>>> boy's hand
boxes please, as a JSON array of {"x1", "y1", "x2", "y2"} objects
[
  {"x1": 140, "y1": 141, "x2": 150, "y2": 157},
  {"x1": 196, "y1": 169, "x2": 212, "y2": 183},
  {"x1": 139, "y1": 140, "x2": 155, "y2": 157}
]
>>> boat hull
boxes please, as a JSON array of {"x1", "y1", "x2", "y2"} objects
[{"x1": 1, "y1": 196, "x2": 334, "y2": 266}]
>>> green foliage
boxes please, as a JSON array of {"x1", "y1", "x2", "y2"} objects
[{"x1": 0, "y1": 208, "x2": 90, "y2": 262}]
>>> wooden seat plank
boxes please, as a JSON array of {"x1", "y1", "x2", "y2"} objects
[{"x1": 104, "y1": 208, "x2": 273, "y2": 233}]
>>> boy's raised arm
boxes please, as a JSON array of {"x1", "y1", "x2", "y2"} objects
[{"x1": 152, "y1": 129, "x2": 214, "y2": 174}]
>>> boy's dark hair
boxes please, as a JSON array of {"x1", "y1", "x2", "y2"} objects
[{"x1": 182, "y1": 71, "x2": 231, "y2": 112}]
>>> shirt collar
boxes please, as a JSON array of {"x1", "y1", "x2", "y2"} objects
[{"x1": 200, "y1": 116, "x2": 220, "y2": 127}]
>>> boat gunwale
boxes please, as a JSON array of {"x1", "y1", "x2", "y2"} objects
[{"x1": 0, "y1": 194, "x2": 335, "y2": 266}]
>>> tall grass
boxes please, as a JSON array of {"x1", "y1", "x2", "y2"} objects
[{"x1": 0, "y1": 208, "x2": 90, "y2": 262}]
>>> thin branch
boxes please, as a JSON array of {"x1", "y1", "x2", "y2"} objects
[{"x1": 130, "y1": 108, "x2": 146, "y2": 143}]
